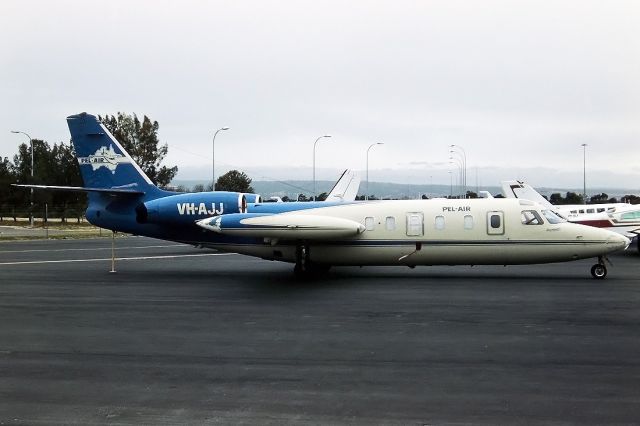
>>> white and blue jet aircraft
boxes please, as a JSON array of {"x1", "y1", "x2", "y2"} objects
[{"x1": 17, "y1": 113, "x2": 631, "y2": 279}]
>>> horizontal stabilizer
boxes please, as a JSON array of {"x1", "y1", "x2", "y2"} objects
[
  {"x1": 197, "y1": 213, "x2": 366, "y2": 240},
  {"x1": 12, "y1": 184, "x2": 144, "y2": 195}
]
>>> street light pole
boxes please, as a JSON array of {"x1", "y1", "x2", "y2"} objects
[
  {"x1": 450, "y1": 145, "x2": 466, "y2": 198},
  {"x1": 581, "y1": 143, "x2": 588, "y2": 204},
  {"x1": 448, "y1": 171, "x2": 453, "y2": 198},
  {"x1": 449, "y1": 157, "x2": 463, "y2": 198},
  {"x1": 429, "y1": 175, "x2": 433, "y2": 198},
  {"x1": 450, "y1": 145, "x2": 466, "y2": 197},
  {"x1": 212, "y1": 126, "x2": 230, "y2": 190},
  {"x1": 313, "y1": 135, "x2": 332, "y2": 201},
  {"x1": 11, "y1": 130, "x2": 33, "y2": 226},
  {"x1": 366, "y1": 142, "x2": 384, "y2": 201}
]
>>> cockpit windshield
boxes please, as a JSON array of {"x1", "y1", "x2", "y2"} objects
[
  {"x1": 542, "y1": 209, "x2": 567, "y2": 224},
  {"x1": 521, "y1": 210, "x2": 543, "y2": 225}
]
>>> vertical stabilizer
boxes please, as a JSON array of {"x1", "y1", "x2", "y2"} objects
[
  {"x1": 67, "y1": 112, "x2": 156, "y2": 193},
  {"x1": 326, "y1": 169, "x2": 361, "y2": 202},
  {"x1": 501, "y1": 180, "x2": 553, "y2": 208}
]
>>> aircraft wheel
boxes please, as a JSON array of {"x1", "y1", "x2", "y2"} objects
[
  {"x1": 308, "y1": 263, "x2": 331, "y2": 274},
  {"x1": 590, "y1": 263, "x2": 607, "y2": 279},
  {"x1": 294, "y1": 262, "x2": 306, "y2": 278},
  {"x1": 293, "y1": 262, "x2": 331, "y2": 278}
]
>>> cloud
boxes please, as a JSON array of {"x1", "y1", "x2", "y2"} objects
[{"x1": 1, "y1": 0, "x2": 639, "y2": 189}]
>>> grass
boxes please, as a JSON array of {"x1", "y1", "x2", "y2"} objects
[{"x1": 0, "y1": 218, "x2": 118, "y2": 241}]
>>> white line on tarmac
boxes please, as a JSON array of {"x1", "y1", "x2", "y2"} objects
[
  {"x1": 0, "y1": 244, "x2": 190, "y2": 254},
  {"x1": 0, "y1": 252, "x2": 235, "y2": 266}
]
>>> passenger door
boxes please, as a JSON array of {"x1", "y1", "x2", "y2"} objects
[{"x1": 406, "y1": 212, "x2": 424, "y2": 236}]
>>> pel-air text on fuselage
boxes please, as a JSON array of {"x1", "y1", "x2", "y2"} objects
[{"x1": 15, "y1": 113, "x2": 630, "y2": 279}]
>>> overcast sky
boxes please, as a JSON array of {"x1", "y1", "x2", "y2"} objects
[{"x1": 2, "y1": 0, "x2": 639, "y2": 189}]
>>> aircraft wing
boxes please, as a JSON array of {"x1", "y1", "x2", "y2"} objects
[
  {"x1": 197, "y1": 212, "x2": 365, "y2": 240},
  {"x1": 12, "y1": 184, "x2": 145, "y2": 195},
  {"x1": 325, "y1": 169, "x2": 360, "y2": 202}
]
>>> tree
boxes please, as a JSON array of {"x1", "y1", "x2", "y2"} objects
[
  {"x1": 0, "y1": 156, "x2": 18, "y2": 220},
  {"x1": 215, "y1": 170, "x2": 254, "y2": 192},
  {"x1": 11, "y1": 140, "x2": 87, "y2": 222},
  {"x1": 465, "y1": 190, "x2": 478, "y2": 199},
  {"x1": 549, "y1": 193, "x2": 564, "y2": 205},
  {"x1": 100, "y1": 113, "x2": 178, "y2": 187},
  {"x1": 549, "y1": 192, "x2": 584, "y2": 205},
  {"x1": 589, "y1": 193, "x2": 618, "y2": 204},
  {"x1": 12, "y1": 140, "x2": 51, "y2": 219},
  {"x1": 622, "y1": 195, "x2": 640, "y2": 204},
  {"x1": 49, "y1": 142, "x2": 85, "y2": 222}
]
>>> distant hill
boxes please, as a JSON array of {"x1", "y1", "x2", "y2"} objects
[
  {"x1": 171, "y1": 179, "x2": 638, "y2": 200},
  {"x1": 172, "y1": 179, "x2": 500, "y2": 199}
]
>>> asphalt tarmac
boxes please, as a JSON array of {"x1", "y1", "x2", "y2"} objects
[{"x1": 0, "y1": 237, "x2": 639, "y2": 425}]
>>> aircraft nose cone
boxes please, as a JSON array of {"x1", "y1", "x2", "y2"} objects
[{"x1": 608, "y1": 233, "x2": 631, "y2": 250}]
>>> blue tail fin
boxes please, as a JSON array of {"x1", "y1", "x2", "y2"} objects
[{"x1": 67, "y1": 112, "x2": 158, "y2": 194}]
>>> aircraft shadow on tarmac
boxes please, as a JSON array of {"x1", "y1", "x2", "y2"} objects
[{"x1": 104, "y1": 262, "x2": 621, "y2": 291}]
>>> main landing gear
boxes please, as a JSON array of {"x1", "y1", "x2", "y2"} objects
[
  {"x1": 590, "y1": 255, "x2": 608, "y2": 279},
  {"x1": 294, "y1": 243, "x2": 331, "y2": 278}
]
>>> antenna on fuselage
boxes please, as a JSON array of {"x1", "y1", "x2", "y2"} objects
[{"x1": 398, "y1": 242, "x2": 422, "y2": 261}]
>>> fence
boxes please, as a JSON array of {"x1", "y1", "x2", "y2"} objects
[{"x1": 0, "y1": 203, "x2": 86, "y2": 223}]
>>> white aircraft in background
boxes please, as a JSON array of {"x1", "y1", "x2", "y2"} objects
[{"x1": 501, "y1": 180, "x2": 640, "y2": 251}]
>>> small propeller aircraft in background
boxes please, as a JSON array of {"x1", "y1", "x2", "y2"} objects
[{"x1": 15, "y1": 113, "x2": 631, "y2": 278}]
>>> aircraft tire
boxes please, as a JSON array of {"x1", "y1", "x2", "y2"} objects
[
  {"x1": 308, "y1": 263, "x2": 331, "y2": 274},
  {"x1": 590, "y1": 263, "x2": 607, "y2": 279},
  {"x1": 293, "y1": 262, "x2": 331, "y2": 278},
  {"x1": 294, "y1": 262, "x2": 305, "y2": 278}
]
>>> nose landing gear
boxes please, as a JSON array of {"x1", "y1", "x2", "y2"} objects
[{"x1": 590, "y1": 255, "x2": 608, "y2": 279}]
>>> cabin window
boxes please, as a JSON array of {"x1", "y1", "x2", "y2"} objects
[
  {"x1": 597, "y1": 208, "x2": 605, "y2": 213},
  {"x1": 521, "y1": 210, "x2": 543, "y2": 225},
  {"x1": 487, "y1": 211, "x2": 505, "y2": 235},
  {"x1": 435, "y1": 215, "x2": 445, "y2": 230},
  {"x1": 587, "y1": 208, "x2": 595, "y2": 214},
  {"x1": 385, "y1": 216, "x2": 396, "y2": 231},
  {"x1": 570, "y1": 210, "x2": 577, "y2": 214},
  {"x1": 463, "y1": 215, "x2": 474, "y2": 230},
  {"x1": 365, "y1": 216, "x2": 375, "y2": 231},
  {"x1": 579, "y1": 209, "x2": 585, "y2": 214}
]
